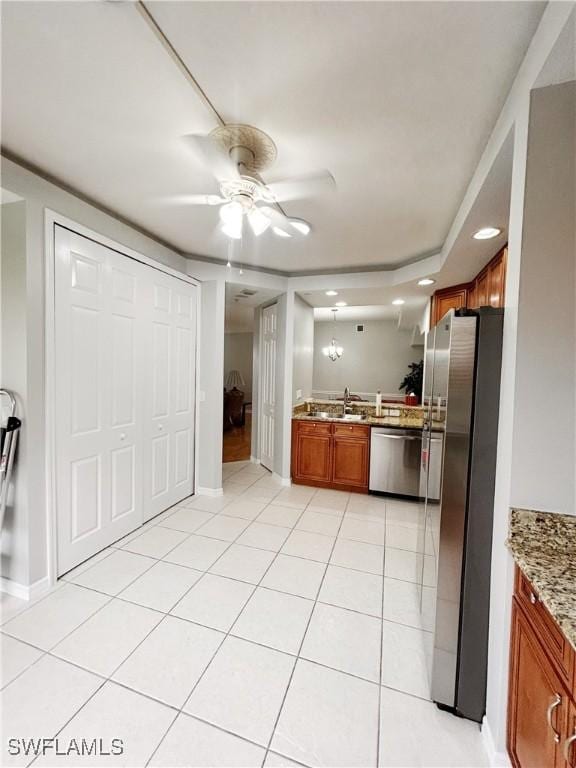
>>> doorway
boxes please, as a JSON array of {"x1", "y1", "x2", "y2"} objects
[{"x1": 223, "y1": 285, "x2": 256, "y2": 463}]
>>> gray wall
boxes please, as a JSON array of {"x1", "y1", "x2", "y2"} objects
[
  {"x1": 292, "y1": 295, "x2": 314, "y2": 404},
  {"x1": 510, "y1": 82, "x2": 576, "y2": 516},
  {"x1": 224, "y1": 332, "x2": 253, "y2": 400},
  {"x1": 313, "y1": 319, "x2": 423, "y2": 396}
]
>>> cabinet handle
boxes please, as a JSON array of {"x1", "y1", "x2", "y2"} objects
[
  {"x1": 529, "y1": 591, "x2": 538, "y2": 604},
  {"x1": 546, "y1": 693, "x2": 562, "y2": 743},
  {"x1": 564, "y1": 730, "x2": 576, "y2": 764}
]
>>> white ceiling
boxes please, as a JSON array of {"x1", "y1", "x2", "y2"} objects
[
  {"x1": 302, "y1": 286, "x2": 428, "y2": 331},
  {"x1": 1, "y1": 1, "x2": 545, "y2": 273}
]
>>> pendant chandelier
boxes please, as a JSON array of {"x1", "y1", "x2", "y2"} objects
[{"x1": 322, "y1": 309, "x2": 344, "y2": 362}]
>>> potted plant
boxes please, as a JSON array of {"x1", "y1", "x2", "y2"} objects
[{"x1": 399, "y1": 360, "x2": 424, "y2": 405}]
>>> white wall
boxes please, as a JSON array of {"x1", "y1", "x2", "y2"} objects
[
  {"x1": 292, "y1": 295, "x2": 314, "y2": 404},
  {"x1": 485, "y1": 78, "x2": 576, "y2": 764},
  {"x1": 0, "y1": 201, "x2": 29, "y2": 587},
  {"x1": 224, "y1": 332, "x2": 253, "y2": 400},
  {"x1": 313, "y1": 319, "x2": 423, "y2": 396},
  {"x1": 510, "y1": 81, "x2": 575, "y2": 516},
  {"x1": 0, "y1": 157, "x2": 188, "y2": 593},
  {"x1": 198, "y1": 280, "x2": 225, "y2": 492}
]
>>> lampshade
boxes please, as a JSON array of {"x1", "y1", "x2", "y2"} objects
[{"x1": 226, "y1": 370, "x2": 245, "y2": 389}]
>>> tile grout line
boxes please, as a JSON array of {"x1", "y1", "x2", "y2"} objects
[
  {"x1": 376, "y1": 499, "x2": 388, "y2": 768},
  {"x1": 144, "y1": 500, "x2": 311, "y2": 767},
  {"x1": 261, "y1": 488, "x2": 350, "y2": 766}
]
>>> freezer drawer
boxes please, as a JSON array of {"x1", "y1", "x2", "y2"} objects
[{"x1": 369, "y1": 428, "x2": 422, "y2": 496}]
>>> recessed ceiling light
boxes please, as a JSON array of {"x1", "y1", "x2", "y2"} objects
[
  {"x1": 418, "y1": 278, "x2": 436, "y2": 286},
  {"x1": 392, "y1": 298, "x2": 405, "y2": 306},
  {"x1": 326, "y1": 290, "x2": 338, "y2": 296},
  {"x1": 335, "y1": 301, "x2": 347, "y2": 307},
  {"x1": 473, "y1": 227, "x2": 501, "y2": 240}
]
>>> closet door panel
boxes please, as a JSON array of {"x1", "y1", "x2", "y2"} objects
[{"x1": 55, "y1": 228, "x2": 143, "y2": 575}]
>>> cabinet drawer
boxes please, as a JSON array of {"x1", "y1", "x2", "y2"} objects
[
  {"x1": 333, "y1": 424, "x2": 370, "y2": 438},
  {"x1": 515, "y1": 567, "x2": 575, "y2": 686},
  {"x1": 296, "y1": 420, "x2": 333, "y2": 436}
]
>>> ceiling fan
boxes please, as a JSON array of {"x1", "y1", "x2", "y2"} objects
[{"x1": 171, "y1": 124, "x2": 335, "y2": 239}]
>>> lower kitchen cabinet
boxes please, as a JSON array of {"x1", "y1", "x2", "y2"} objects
[
  {"x1": 291, "y1": 419, "x2": 370, "y2": 492},
  {"x1": 292, "y1": 425, "x2": 332, "y2": 483},
  {"x1": 508, "y1": 566, "x2": 576, "y2": 767}
]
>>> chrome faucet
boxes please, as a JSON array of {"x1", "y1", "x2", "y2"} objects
[{"x1": 343, "y1": 386, "x2": 352, "y2": 415}]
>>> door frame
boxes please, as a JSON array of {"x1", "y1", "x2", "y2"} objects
[{"x1": 44, "y1": 210, "x2": 200, "y2": 586}]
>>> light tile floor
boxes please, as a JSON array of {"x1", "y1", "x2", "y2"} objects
[{"x1": 0, "y1": 461, "x2": 488, "y2": 767}]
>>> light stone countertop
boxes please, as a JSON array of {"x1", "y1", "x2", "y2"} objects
[{"x1": 507, "y1": 508, "x2": 576, "y2": 651}]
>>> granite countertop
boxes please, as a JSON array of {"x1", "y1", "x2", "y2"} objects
[{"x1": 507, "y1": 508, "x2": 576, "y2": 651}]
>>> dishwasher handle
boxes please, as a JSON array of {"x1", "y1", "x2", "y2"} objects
[{"x1": 372, "y1": 433, "x2": 421, "y2": 441}]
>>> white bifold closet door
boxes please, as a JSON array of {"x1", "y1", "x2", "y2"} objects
[
  {"x1": 55, "y1": 227, "x2": 196, "y2": 575},
  {"x1": 143, "y1": 270, "x2": 197, "y2": 522},
  {"x1": 259, "y1": 303, "x2": 277, "y2": 472}
]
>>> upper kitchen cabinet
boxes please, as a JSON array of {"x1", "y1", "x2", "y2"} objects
[
  {"x1": 432, "y1": 246, "x2": 507, "y2": 324},
  {"x1": 431, "y1": 284, "x2": 469, "y2": 326},
  {"x1": 488, "y1": 247, "x2": 507, "y2": 307}
]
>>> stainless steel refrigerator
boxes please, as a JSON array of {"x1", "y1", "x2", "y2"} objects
[{"x1": 420, "y1": 307, "x2": 503, "y2": 722}]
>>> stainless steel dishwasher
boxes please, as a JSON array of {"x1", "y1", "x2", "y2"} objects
[{"x1": 369, "y1": 427, "x2": 422, "y2": 496}]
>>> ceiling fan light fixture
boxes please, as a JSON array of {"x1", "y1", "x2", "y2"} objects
[
  {"x1": 248, "y1": 207, "x2": 271, "y2": 236},
  {"x1": 219, "y1": 201, "x2": 243, "y2": 225},
  {"x1": 272, "y1": 226, "x2": 292, "y2": 238},
  {"x1": 221, "y1": 220, "x2": 243, "y2": 239}
]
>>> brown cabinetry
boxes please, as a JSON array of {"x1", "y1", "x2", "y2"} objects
[
  {"x1": 291, "y1": 420, "x2": 370, "y2": 492},
  {"x1": 432, "y1": 246, "x2": 507, "y2": 325},
  {"x1": 508, "y1": 566, "x2": 576, "y2": 767}
]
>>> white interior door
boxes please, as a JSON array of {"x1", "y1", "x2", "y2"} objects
[
  {"x1": 259, "y1": 303, "x2": 277, "y2": 472},
  {"x1": 55, "y1": 228, "x2": 144, "y2": 575},
  {"x1": 55, "y1": 226, "x2": 197, "y2": 574},
  {"x1": 143, "y1": 271, "x2": 196, "y2": 521}
]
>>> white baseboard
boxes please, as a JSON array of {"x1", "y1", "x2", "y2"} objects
[
  {"x1": 272, "y1": 473, "x2": 291, "y2": 487},
  {"x1": 482, "y1": 716, "x2": 511, "y2": 767},
  {"x1": 0, "y1": 574, "x2": 51, "y2": 602},
  {"x1": 196, "y1": 486, "x2": 224, "y2": 497},
  {"x1": 250, "y1": 456, "x2": 260, "y2": 465}
]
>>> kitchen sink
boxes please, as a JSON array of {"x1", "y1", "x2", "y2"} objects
[{"x1": 306, "y1": 411, "x2": 367, "y2": 421}]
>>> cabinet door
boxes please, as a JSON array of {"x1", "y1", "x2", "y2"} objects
[
  {"x1": 564, "y1": 701, "x2": 576, "y2": 768},
  {"x1": 332, "y1": 436, "x2": 369, "y2": 488},
  {"x1": 489, "y1": 249, "x2": 507, "y2": 307},
  {"x1": 294, "y1": 431, "x2": 332, "y2": 482},
  {"x1": 432, "y1": 286, "x2": 468, "y2": 325},
  {"x1": 508, "y1": 601, "x2": 567, "y2": 768},
  {"x1": 476, "y1": 269, "x2": 489, "y2": 307}
]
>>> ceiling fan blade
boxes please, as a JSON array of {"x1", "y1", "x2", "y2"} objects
[
  {"x1": 182, "y1": 133, "x2": 240, "y2": 182},
  {"x1": 265, "y1": 170, "x2": 336, "y2": 202},
  {"x1": 259, "y1": 206, "x2": 294, "y2": 237},
  {"x1": 154, "y1": 193, "x2": 226, "y2": 206}
]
